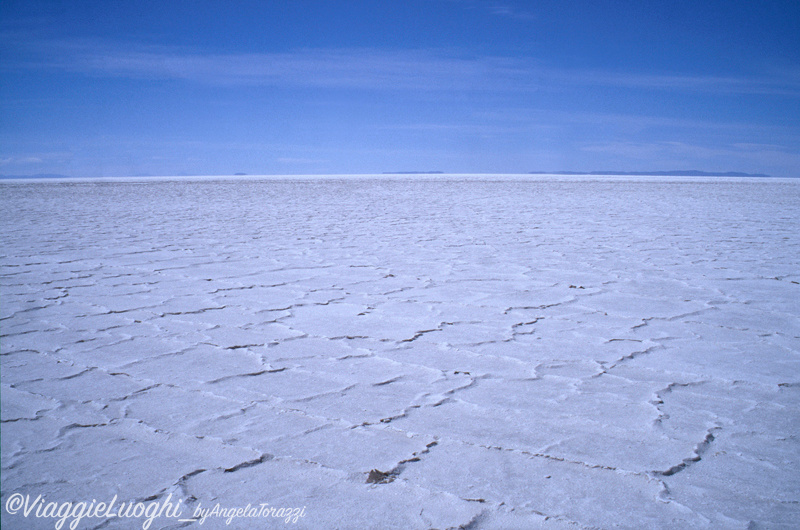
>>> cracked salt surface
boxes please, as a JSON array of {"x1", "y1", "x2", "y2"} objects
[{"x1": 1, "y1": 175, "x2": 799, "y2": 529}]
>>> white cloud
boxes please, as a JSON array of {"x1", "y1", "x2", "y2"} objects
[
  {"x1": 0, "y1": 152, "x2": 71, "y2": 166},
  {"x1": 448, "y1": 0, "x2": 537, "y2": 21},
  {"x1": 21, "y1": 40, "x2": 525, "y2": 91},
  {"x1": 486, "y1": 4, "x2": 537, "y2": 21},
  {"x1": 579, "y1": 140, "x2": 800, "y2": 176},
  {"x1": 557, "y1": 70, "x2": 800, "y2": 96},
  {"x1": 7, "y1": 36, "x2": 798, "y2": 96},
  {"x1": 276, "y1": 157, "x2": 321, "y2": 164}
]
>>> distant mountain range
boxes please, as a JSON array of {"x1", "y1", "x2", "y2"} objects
[
  {"x1": 528, "y1": 170, "x2": 772, "y2": 177},
  {"x1": 1, "y1": 170, "x2": 775, "y2": 179}
]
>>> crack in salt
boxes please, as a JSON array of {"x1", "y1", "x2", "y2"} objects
[{"x1": 655, "y1": 427, "x2": 720, "y2": 477}]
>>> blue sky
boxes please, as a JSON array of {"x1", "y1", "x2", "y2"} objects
[{"x1": 1, "y1": 0, "x2": 799, "y2": 177}]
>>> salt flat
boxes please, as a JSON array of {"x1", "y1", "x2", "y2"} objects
[{"x1": 1, "y1": 176, "x2": 799, "y2": 529}]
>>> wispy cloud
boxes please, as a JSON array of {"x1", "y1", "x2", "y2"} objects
[
  {"x1": 580, "y1": 140, "x2": 800, "y2": 172},
  {"x1": 447, "y1": 0, "x2": 537, "y2": 21},
  {"x1": 556, "y1": 70, "x2": 800, "y2": 96},
  {"x1": 6, "y1": 35, "x2": 798, "y2": 97},
  {"x1": 276, "y1": 157, "x2": 322, "y2": 165},
  {"x1": 0, "y1": 152, "x2": 73, "y2": 166},
  {"x1": 10, "y1": 38, "x2": 527, "y2": 91},
  {"x1": 486, "y1": 3, "x2": 537, "y2": 21}
]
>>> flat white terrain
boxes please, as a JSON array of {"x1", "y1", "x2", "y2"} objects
[{"x1": 1, "y1": 176, "x2": 799, "y2": 529}]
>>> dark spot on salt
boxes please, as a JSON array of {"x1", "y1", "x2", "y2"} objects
[{"x1": 366, "y1": 469, "x2": 394, "y2": 484}]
